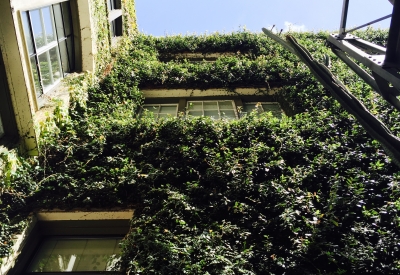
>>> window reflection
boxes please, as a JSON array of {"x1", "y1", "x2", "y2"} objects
[
  {"x1": 42, "y1": 7, "x2": 56, "y2": 44},
  {"x1": 28, "y1": 237, "x2": 122, "y2": 272},
  {"x1": 187, "y1": 100, "x2": 237, "y2": 119},
  {"x1": 22, "y1": 2, "x2": 75, "y2": 96}
]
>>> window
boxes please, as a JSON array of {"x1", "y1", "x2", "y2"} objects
[
  {"x1": 141, "y1": 98, "x2": 283, "y2": 120},
  {"x1": 5, "y1": 211, "x2": 132, "y2": 275},
  {"x1": 186, "y1": 100, "x2": 237, "y2": 119},
  {"x1": 22, "y1": 2, "x2": 75, "y2": 97},
  {"x1": 142, "y1": 104, "x2": 178, "y2": 118},
  {"x1": 26, "y1": 237, "x2": 121, "y2": 273},
  {"x1": 242, "y1": 102, "x2": 283, "y2": 118},
  {"x1": 108, "y1": 0, "x2": 123, "y2": 38}
]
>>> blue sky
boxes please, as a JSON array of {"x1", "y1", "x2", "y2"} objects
[{"x1": 136, "y1": 0, "x2": 393, "y2": 36}]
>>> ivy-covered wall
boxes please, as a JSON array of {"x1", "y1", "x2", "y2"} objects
[
  {"x1": 1, "y1": 28, "x2": 400, "y2": 274},
  {"x1": 91, "y1": 0, "x2": 137, "y2": 74}
]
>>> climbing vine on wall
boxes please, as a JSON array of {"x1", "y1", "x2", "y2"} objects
[{"x1": 1, "y1": 29, "x2": 400, "y2": 274}]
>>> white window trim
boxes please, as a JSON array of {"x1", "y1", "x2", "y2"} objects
[{"x1": 21, "y1": 1, "x2": 75, "y2": 97}]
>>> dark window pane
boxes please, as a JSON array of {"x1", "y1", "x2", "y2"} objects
[
  {"x1": 53, "y1": 3, "x2": 65, "y2": 39},
  {"x1": 21, "y1": 12, "x2": 34, "y2": 55},
  {"x1": 66, "y1": 37, "x2": 74, "y2": 71},
  {"x1": 42, "y1": 7, "x2": 56, "y2": 43},
  {"x1": 61, "y1": 2, "x2": 72, "y2": 36},
  {"x1": 111, "y1": 16, "x2": 123, "y2": 37},
  {"x1": 38, "y1": 52, "x2": 52, "y2": 89},
  {"x1": 30, "y1": 56, "x2": 42, "y2": 97},
  {"x1": 49, "y1": 46, "x2": 62, "y2": 82},
  {"x1": 59, "y1": 40, "x2": 70, "y2": 73},
  {"x1": 30, "y1": 9, "x2": 45, "y2": 48},
  {"x1": 28, "y1": 238, "x2": 122, "y2": 272}
]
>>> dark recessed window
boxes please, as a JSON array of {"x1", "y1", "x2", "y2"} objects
[
  {"x1": 26, "y1": 237, "x2": 122, "y2": 273},
  {"x1": 108, "y1": 0, "x2": 123, "y2": 38},
  {"x1": 22, "y1": 2, "x2": 75, "y2": 97}
]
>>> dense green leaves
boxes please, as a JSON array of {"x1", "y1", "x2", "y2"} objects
[{"x1": 1, "y1": 30, "x2": 400, "y2": 274}]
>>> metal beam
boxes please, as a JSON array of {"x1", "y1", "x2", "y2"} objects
[
  {"x1": 339, "y1": 0, "x2": 350, "y2": 37},
  {"x1": 384, "y1": 0, "x2": 400, "y2": 66},
  {"x1": 328, "y1": 34, "x2": 400, "y2": 95}
]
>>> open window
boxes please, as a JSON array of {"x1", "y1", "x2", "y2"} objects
[{"x1": 21, "y1": 1, "x2": 75, "y2": 97}]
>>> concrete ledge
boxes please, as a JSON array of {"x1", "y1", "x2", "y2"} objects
[{"x1": 36, "y1": 209, "x2": 134, "y2": 221}]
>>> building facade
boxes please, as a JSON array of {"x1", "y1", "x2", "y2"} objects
[{"x1": 0, "y1": 0, "x2": 136, "y2": 154}]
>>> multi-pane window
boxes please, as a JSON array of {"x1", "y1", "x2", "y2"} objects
[
  {"x1": 26, "y1": 237, "x2": 122, "y2": 273},
  {"x1": 141, "y1": 100, "x2": 283, "y2": 120},
  {"x1": 108, "y1": 0, "x2": 123, "y2": 37},
  {"x1": 186, "y1": 100, "x2": 237, "y2": 119},
  {"x1": 142, "y1": 104, "x2": 179, "y2": 118},
  {"x1": 22, "y1": 2, "x2": 74, "y2": 97}
]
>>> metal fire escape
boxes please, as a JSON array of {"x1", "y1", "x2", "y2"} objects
[
  {"x1": 327, "y1": 0, "x2": 400, "y2": 111},
  {"x1": 262, "y1": 0, "x2": 400, "y2": 167}
]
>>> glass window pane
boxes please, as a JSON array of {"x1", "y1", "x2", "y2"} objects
[
  {"x1": 66, "y1": 37, "x2": 74, "y2": 71},
  {"x1": 28, "y1": 237, "x2": 121, "y2": 272},
  {"x1": 30, "y1": 9, "x2": 46, "y2": 48},
  {"x1": 261, "y1": 103, "x2": 282, "y2": 118},
  {"x1": 21, "y1": 12, "x2": 34, "y2": 55},
  {"x1": 203, "y1": 101, "x2": 217, "y2": 110},
  {"x1": 38, "y1": 52, "x2": 52, "y2": 89},
  {"x1": 261, "y1": 104, "x2": 281, "y2": 112},
  {"x1": 243, "y1": 103, "x2": 256, "y2": 114},
  {"x1": 59, "y1": 40, "x2": 70, "y2": 73},
  {"x1": 61, "y1": 2, "x2": 72, "y2": 36},
  {"x1": 204, "y1": 110, "x2": 219, "y2": 118},
  {"x1": 50, "y1": 46, "x2": 62, "y2": 82},
  {"x1": 53, "y1": 4, "x2": 65, "y2": 39},
  {"x1": 30, "y1": 56, "x2": 42, "y2": 97},
  {"x1": 160, "y1": 105, "x2": 177, "y2": 115},
  {"x1": 143, "y1": 105, "x2": 159, "y2": 114},
  {"x1": 221, "y1": 110, "x2": 237, "y2": 119},
  {"x1": 42, "y1": 7, "x2": 56, "y2": 43},
  {"x1": 187, "y1": 102, "x2": 202, "y2": 110},
  {"x1": 218, "y1": 101, "x2": 234, "y2": 109},
  {"x1": 187, "y1": 110, "x2": 202, "y2": 117}
]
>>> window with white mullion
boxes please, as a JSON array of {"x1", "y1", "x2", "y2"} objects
[
  {"x1": 22, "y1": 2, "x2": 75, "y2": 97},
  {"x1": 187, "y1": 100, "x2": 237, "y2": 119}
]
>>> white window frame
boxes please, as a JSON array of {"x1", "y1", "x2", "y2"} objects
[
  {"x1": 186, "y1": 100, "x2": 238, "y2": 119},
  {"x1": 21, "y1": 1, "x2": 75, "y2": 97}
]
